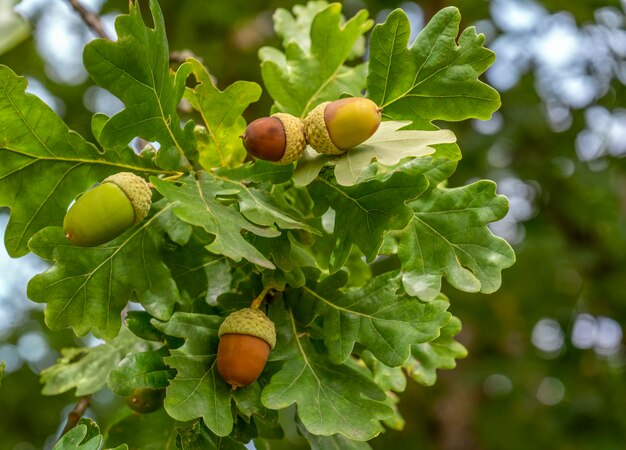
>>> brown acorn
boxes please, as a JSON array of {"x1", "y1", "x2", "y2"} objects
[
  {"x1": 217, "y1": 308, "x2": 276, "y2": 389},
  {"x1": 304, "y1": 97, "x2": 382, "y2": 155},
  {"x1": 241, "y1": 113, "x2": 307, "y2": 164}
]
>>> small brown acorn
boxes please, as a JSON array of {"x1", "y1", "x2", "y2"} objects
[
  {"x1": 63, "y1": 172, "x2": 152, "y2": 247},
  {"x1": 304, "y1": 97, "x2": 382, "y2": 155},
  {"x1": 241, "y1": 113, "x2": 307, "y2": 164},
  {"x1": 217, "y1": 308, "x2": 276, "y2": 389}
]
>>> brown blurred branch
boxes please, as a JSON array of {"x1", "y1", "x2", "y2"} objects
[
  {"x1": 67, "y1": 0, "x2": 111, "y2": 40},
  {"x1": 60, "y1": 395, "x2": 92, "y2": 437}
]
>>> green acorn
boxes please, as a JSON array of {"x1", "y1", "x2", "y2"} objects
[
  {"x1": 124, "y1": 387, "x2": 165, "y2": 414},
  {"x1": 242, "y1": 113, "x2": 307, "y2": 164},
  {"x1": 63, "y1": 172, "x2": 152, "y2": 246},
  {"x1": 304, "y1": 97, "x2": 382, "y2": 155},
  {"x1": 217, "y1": 308, "x2": 276, "y2": 389}
]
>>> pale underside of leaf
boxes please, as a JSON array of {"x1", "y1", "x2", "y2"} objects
[{"x1": 294, "y1": 121, "x2": 456, "y2": 186}]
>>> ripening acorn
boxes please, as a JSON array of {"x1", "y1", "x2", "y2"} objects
[
  {"x1": 217, "y1": 308, "x2": 276, "y2": 389},
  {"x1": 124, "y1": 387, "x2": 165, "y2": 414},
  {"x1": 304, "y1": 97, "x2": 382, "y2": 155},
  {"x1": 63, "y1": 172, "x2": 152, "y2": 246},
  {"x1": 242, "y1": 113, "x2": 306, "y2": 164}
]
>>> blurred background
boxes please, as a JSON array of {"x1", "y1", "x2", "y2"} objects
[{"x1": 1, "y1": 0, "x2": 625, "y2": 448}]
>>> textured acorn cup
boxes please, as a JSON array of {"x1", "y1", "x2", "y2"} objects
[
  {"x1": 242, "y1": 113, "x2": 307, "y2": 164},
  {"x1": 63, "y1": 172, "x2": 152, "y2": 246},
  {"x1": 217, "y1": 308, "x2": 276, "y2": 389},
  {"x1": 124, "y1": 387, "x2": 165, "y2": 414},
  {"x1": 304, "y1": 97, "x2": 382, "y2": 155}
]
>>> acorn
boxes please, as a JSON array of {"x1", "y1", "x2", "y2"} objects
[
  {"x1": 63, "y1": 172, "x2": 152, "y2": 246},
  {"x1": 304, "y1": 97, "x2": 382, "y2": 155},
  {"x1": 124, "y1": 387, "x2": 165, "y2": 414},
  {"x1": 217, "y1": 308, "x2": 276, "y2": 389},
  {"x1": 241, "y1": 113, "x2": 307, "y2": 164}
]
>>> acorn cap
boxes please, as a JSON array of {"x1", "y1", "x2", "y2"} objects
[
  {"x1": 103, "y1": 172, "x2": 152, "y2": 224},
  {"x1": 303, "y1": 102, "x2": 344, "y2": 155},
  {"x1": 272, "y1": 113, "x2": 307, "y2": 164},
  {"x1": 218, "y1": 308, "x2": 276, "y2": 349}
]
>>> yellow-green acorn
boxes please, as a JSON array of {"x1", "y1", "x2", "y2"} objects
[
  {"x1": 124, "y1": 387, "x2": 165, "y2": 414},
  {"x1": 242, "y1": 113, "x2": 307, "y2": 164},
  {"x1": 63, "y1": 172, "x2": 152, "y2": 246},
  {"x1": 217, "y1": 308, "x2": 276, "y2": 389},
  {"x1": 304, "y1": 97, "x2": 382, "y2": 155}
]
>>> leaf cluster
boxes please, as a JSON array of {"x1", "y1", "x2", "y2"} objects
[{"x1": 0, "y1": 0, "x2": 514, "y2": 447}]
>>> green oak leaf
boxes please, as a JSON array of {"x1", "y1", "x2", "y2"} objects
[
  {"x1": 151, "y1": 174, "x2": 278, "y2": 269},
  {"x1": 27, "y1": 202, "x2": 180, "y2": 338},
  {"x1": 360, "y1": 351, "x2": 407, "y2": 393},
  {"x1": 396, "y1": 180, "x2": 516, "y2": 301},
  {"x1": 293, "y1": 121, "x2": 457, "y2": 186},
  {"x1": 177, "y1": 421, "x2": 247, "y2": 450},
  {"x1": 108, "y1": 347, "x2": 175, "y2": 396},
  {"x1": 53, "y1": 420, "x2": 115, "y2": 450},
  {"x1": 288, "y1": 270, "x2": 451, "y2": 366},
  {"x1": 185, "y1": 58, "x2": 262, "y2": 170},
  {"x1": 152, "y1": 312, "x2": 234, "y2": 437},
  {"x1": 83, "y1": 0, "x2": 194, "y2": 170},
  {"x1": 124, "y1": 311, "x2": 167, "y2": 342},
  {"x1": 105, "y1": 409, "x2": 177, "y2": 449},
  {"x1": 166, "y1": 242, "x2": 232, "y2": 306},
  {"x1": 217, "y1": 160, "x2": 294, "y2": 184},
  {"x1": 368, "y1": 7, "x2": 500, "y2": 130},
  {"x1": 260, "y1": 3, "x2": 372, "y2": 117},
  {"x1": 405, "y1": 316, "x2": 468, "y2": 386},
  {"x1": 308, "y1": 170, "x2": 428, "y2": 271},
  {"x1": 208, "y1": 172, "x2": 316, "y2": 233},
  {"x1": 0, "y1": 65, "x2": 161, "y2": 257},
  {"x1": 41, "y1": 328, "x2": 145, "y2": 396},
  {"x1": 261, "y1": 307, "x2": 392, "y2": 441},
  {"x1": 298, "y1": 421, "x2": 373, "y2": 450},
  {"x1": 273, "y1": 1, "x2": 333, "y2": 51}
]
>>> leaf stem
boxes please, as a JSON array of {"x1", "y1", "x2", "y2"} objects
[
  {"x1": 66, "y1": 0, "x2": 111, "y2": 40},
  {"x1": 161, "y1": 173, "x2": 185, "y2": 182},
  {"x1": 59, "y1": 395, "x2": 92, "y2": 438},
  {"x1": 250, "y1": 287, "x2": 271, "y2": 310}
]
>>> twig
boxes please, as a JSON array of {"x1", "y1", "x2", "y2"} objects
[
  {"x1": 66, "y1": 0, "x2": 111, "y2": 40},
  {"x1": 60, "y1": 395, "x2": 92, "y2": 437},
  {"x1": 250, "y1": 287, "x2": 271, "y2": 310}
]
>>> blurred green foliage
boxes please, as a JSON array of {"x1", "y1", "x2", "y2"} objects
[{"x1": 1, "y1": 0, "x2": 625, "y2": 449}]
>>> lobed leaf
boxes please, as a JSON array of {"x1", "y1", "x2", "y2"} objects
[
  {"x1": 185, "y1": 58, "x2": 262, "y2": 170},
  {"x1": 41, "y1": 328, "x2": 145, "y2": 396},
  {"x1": 261, "y1": 307, "x2": 392, "y2": 441},
  {"x1": 298, "y1": 421, "x2": 373, "y2": 450},
  {"x1": 105, "y1": 409, "x2": 177, "y2": 449},
  {"x1": 396, "y1": 180, "x2": 516, "y2": 301},
  {"x1": 152, "y1": 312, "x2": 234, "y2": 437},
  {"x1": 260, "y1": 3, "x2": 372, "y2": 117},
  {"x1": 177, "y1": 421, "x2": 247, "y2": 450},
  {"x1": 151, "y1": 174, "x2": 278, "y2": 269},
  {"x1": 107, "y1": 347, "x2": 175, "y2": 396},
  {"x1": 27, "y1": 202, "x2": 180, "y2": 339},
  {"x1": 405, "y1": 316, "x2": 468, "y2": 386},
  {"x1": 0, "y1": 65, "x2": 161, "y2": 257},
  {"x1": 53, "y1": 420, "x2": 110, "y2": 450},
  {"x1": 289, "y1": 271, "x2": 451, "y2": 367},
  {"x1": 368, "y1": 7, "x2": 501, "y2": 130},
  {"x1": 307, "y1": 170, "x2": 427, "y2": 271},
  {"x1": 83, "y1": 0, "x2": 194, "y2": 170},
  {"x1": 294, "y1": 121, "x2": 457, "y2": 186}
]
